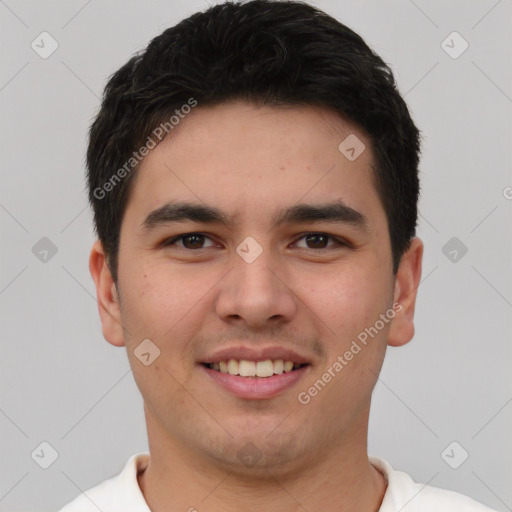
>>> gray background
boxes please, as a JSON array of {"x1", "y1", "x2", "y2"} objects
[{"x1": 1, "y1": 0, "x2": 511, "y2": 510}]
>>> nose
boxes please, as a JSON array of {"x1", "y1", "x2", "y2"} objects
[{"x1": 214, "y1": 245, "x2": 298, "y2": 328}]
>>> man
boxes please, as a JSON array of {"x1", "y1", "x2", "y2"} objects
[{"x1": 58, "y1": 1, "x2": 497, "y2": 510}]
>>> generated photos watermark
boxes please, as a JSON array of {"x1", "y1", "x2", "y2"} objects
[
  {"x1": 298, "y1": 301, "x2": 403, "y2": 405},
  {"x1": 93, "y1": 97, "x2": 198, "y2": 200}
]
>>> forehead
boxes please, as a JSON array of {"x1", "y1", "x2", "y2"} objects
[{"x1": 124, "y1": 101, "x2": 384, "y2": 232}]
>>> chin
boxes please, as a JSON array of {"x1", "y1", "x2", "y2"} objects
[{"x1": 202, "y1": 428, "x2": 309, "y2": 476}]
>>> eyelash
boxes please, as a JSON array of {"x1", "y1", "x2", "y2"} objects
[{"x1": 161, "y1": 232, "x2": 349, "y2": 251}]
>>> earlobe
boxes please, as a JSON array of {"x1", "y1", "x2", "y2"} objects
[
  {"x1": 387, "y1": 237, "x2": 424, "y2": 348},
  {"x1": 89, "y1": 240, "x2": 126, "y2": 347}
]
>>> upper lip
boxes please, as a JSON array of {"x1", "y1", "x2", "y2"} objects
[{"x1": 200, "y1": 345, "x2": 313, "y2": 365}]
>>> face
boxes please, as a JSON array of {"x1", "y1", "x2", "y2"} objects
[{"x1": 90, "y1": 101, "x2": 422, "y2": 474}]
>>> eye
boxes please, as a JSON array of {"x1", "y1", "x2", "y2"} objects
[
  {"x1": 161, "y1": 232, "x2": 348, "y2": 251},
  {"x1": 293, "y1": 232, "x2": 347, "y2": 250},
  {"x1": 162, "y1": 232, "x2": 217, "y2": 250}
]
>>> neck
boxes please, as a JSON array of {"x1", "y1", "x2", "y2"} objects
[{"x1": 137, "y1": 403, "x2": 387, "y2": 512}]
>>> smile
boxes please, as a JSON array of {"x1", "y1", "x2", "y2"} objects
[
  {"x1": 203, "y1": 359, "x2": 307, "y2": 378},
  {"x1": 200, "y1": 360, "x2": 311, "y2": 400}
]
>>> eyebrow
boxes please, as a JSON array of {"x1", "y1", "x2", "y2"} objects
[{"x1": 140, "y1": 199, "x2": 369, "y2": 233}]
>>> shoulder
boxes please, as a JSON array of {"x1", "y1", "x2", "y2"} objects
[
  {"x1": 371, "y1": 457, "x2": 498, "y2": 512},
  {"x1": 57, "y1": 452, "x2": 150, "y2": 512}
]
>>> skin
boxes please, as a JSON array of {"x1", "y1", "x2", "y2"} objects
[{"x1": 90, "y1": 100, "x2": 423, "y2": 512}]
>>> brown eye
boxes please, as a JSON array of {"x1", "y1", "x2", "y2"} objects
[
  {"x1": 294, "y1": 233, "x2": 345, "y2": 250},
  {"x1": 163, "y1": 233, "x2": 216, "y2": 250}
]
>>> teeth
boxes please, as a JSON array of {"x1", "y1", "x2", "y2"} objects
[
  {"x1": 256, "y1": 360, "x2": 274, "y2": 377},
  {"x1": 208, "y1": 359, "x2": 302, "y2": 377},
  {"x1": 239, "y1": 360, "x2": 256, "y2": 377},
  {"x1": 273, "y1": 359, "x2": 284, "y2": 374},
  {"x1": 227, "y1": 359, "x2": 239, "y2": 375}
]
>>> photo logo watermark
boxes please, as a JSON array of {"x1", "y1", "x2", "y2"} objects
[
  {"x1": 298, "y1": 302, "x2": 403, "y2": 405},
  {"x1": 441, "y1": 441, "x2": 469, "y2": 469},
  {"x1": 93, "y1": 97, "x2": 198, "y2": 200},
  {"x1": 338, "y1": 133, "x2": 366, "y2": 161},
  {"x1": 31, "y1": 441, "x2": 59, "y2": 469},
  {"x1": 441, "y1": 31, "x2": 469, "y2": 60}
]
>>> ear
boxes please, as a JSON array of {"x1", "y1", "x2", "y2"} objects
[
  {"x1": 387, "y1": 237, "x2": 424, "y2": 347},
  {"x1": 89, "y1": 240, "x2": 126, "y2": 347}
]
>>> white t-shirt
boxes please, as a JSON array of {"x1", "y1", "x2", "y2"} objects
[{"x1": 57, "y1": 452, "x2": 497, "y2": 511}]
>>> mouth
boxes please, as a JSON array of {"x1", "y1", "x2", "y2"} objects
[
  {"x1": 200, "y1": 359, "x2": 311, "y2": 400},
  {"x1": 201, "y1": 359, "x2": 309, "y2": 378}
]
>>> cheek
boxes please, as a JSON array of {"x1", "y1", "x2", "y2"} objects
[
  {"x1": 302, "y1": 260, "x2": 384, "y2": 332},
  {"x1": 121, "y1": 268, "x2": 202, "y2": 391},
  {"x1": 123, "y1": 263, "x2": 202, "y2": 326},
  {"x1": 303, "y1": 257, "x2": 391, "y2": 386},
  {"x1": 120, "y1": 263, "x2": 218, "y2": 370}
]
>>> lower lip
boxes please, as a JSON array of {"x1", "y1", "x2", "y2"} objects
[{"x1": 201, "y1": 364, "x2": 310, "y2": 400}]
